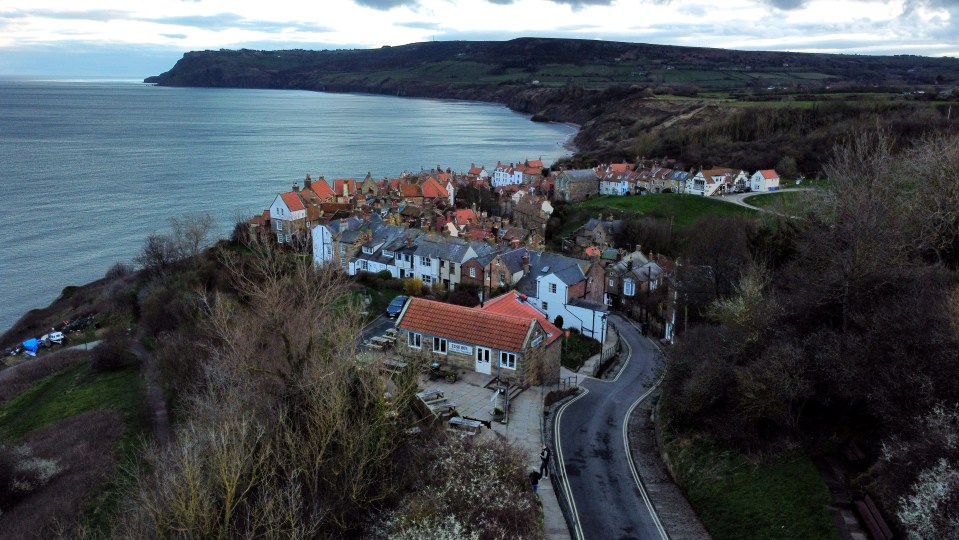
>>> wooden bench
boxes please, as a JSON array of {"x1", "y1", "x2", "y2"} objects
[
  {"x1": 855, "y1": 495, "x2": 893, "y2": 540},
  {"x1": 427, "y1": 399, "x2": 457, "y2": 413}
]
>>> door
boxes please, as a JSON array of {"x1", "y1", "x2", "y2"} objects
[{"x1": 475, "y1": 347, "x2": 492, "y2": 375}]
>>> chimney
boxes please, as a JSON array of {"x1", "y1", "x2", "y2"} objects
[
  {"x1": 304, "y1": 174, "x2": 312, "y2": 190},
  {"x1": 343, "y1": 181, "x2": 349, "y2": 198},
  {"x1": 406, "y1": 234, "x2": 413, "y2": 247},
  {"x1": 292, "y1": 182, "x2": 300, "y2": 192}
]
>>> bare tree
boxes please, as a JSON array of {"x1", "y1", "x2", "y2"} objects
[{"x1": 171, "y1": 212, "x2": 216, "y2": 262}]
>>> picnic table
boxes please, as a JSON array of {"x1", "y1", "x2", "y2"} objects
[
  {"x1": 416, "y1": 389, "x2": 444, "y2": 401},
  {"x1": 381, "y1": 358, "x2": 408, "y2": 375},
  {"x1": 448, "y1": 417, "x2": 483, "y2": 435}
]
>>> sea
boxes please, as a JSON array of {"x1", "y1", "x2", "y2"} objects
[{"x1": 0, "y1": 78, "x2": 576, "y2": 335}]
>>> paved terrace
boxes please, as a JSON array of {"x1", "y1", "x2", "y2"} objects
[{"x1": 418, "y1": 370, "x2": 572, "y2": 540}]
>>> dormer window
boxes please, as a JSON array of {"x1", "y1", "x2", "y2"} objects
[{"x1": 362, "y1": 246, "x2": 374, "y2": 254}]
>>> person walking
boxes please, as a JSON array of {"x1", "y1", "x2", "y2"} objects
[
  {"x1": 529, "y1": 470, "x2": 541, "y2": 494},
  {"x1": 540, "y1": 444, "x2": 551, "y2": 478}
]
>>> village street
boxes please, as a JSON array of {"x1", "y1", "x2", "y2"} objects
[{"x1": 554, "y1": 314, "x2": 668, "y2": 540}]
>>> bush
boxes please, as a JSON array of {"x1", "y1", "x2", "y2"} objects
[
  {"x1": 91, "y1": 330, "x2": 137, "y2": 373},
  {"x1": 105, "y1": 262, "x2": 134, "y2": 280},
  {"x1": 403, "y1": 278, "x2": 426, "y2": 296},
  {"x1": 0, "y1": 444, "x2": 63, "y2": 512},
  {"x1": 376, "y1": 270, "x2": 393, "y2": 280}
]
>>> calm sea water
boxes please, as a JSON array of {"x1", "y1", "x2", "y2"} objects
[{"x1": 0, "y1": 79, "x2": 575, "y2": 334}]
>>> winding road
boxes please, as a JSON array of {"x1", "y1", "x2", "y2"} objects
[{"x1": 555, "y1": 314, "x2": 667, "y2": 540}]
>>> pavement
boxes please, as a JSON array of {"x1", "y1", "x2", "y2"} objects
[{"x1": 417, "y1": 369, "x2": 571, "y2": 540}]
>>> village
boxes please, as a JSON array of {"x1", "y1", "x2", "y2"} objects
[{"x1": 244, "y1": 158, "x2": 782, "y2": 386}]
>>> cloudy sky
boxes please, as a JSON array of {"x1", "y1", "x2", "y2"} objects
[{"x1": 1, "y1": 0, "x2": 957, "y2": 77}]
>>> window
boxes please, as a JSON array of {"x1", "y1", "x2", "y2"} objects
[
  {"x1": 362, "y1": 246, "x2": 373, "y2": 254},
  {"x1": 408, "y1": 332, "x2": 422, "y2": 349},
  {"x1": 500, "y1": 352, "x2": 517, "y2": 370},
  {"x1": 469, "y1": 267, "x2": 476, "y2": 278},
  {"x1": 450, "y1": 263, "x2": 456, "y2": 274},
  {"x1": 609, "y1": 278, "x2": 615, "y2": 287},
  {"x1": 423, "y1": 275, "x2": 432, "y2": 285},
  {"x1": 339, "y1": 245, "x2": 346, "y2": 254},
  {"x1": 423, "y1": 257, "x2": 432, "y2": 267},
  {"x1": 549, "y1": 283, "x2": 557, "y2": 294},
  {"x1": 542, "y1": 301, "x2": 549, "y2": 311},
  {"x1": 383, "y1": 250, "x2": 393, "y2": 258},
  {"x1": 277, "y1": 221, "x2": 283, "y2": 231},
  {"x1": 624, "y1": 280, "x2": 635, "y2": 296},
  {"x1": 433, "y1": 337, "x2": 448, "y2": 354}
]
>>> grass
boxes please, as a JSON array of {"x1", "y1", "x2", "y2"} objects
[
  {"x1": 0, "y1": 361, "x2": 149, "y2": 533},
  {"x1": 361, "y1": 282, "x2": 403, "y2": 321},
  {"x1": 576, "y1": 194, "x2": 757, "y2": 231},
  {"x1": 743, "y1": 191, "x2": 806, "y2": 209},
  {"x1": 665, "y1": 437, "x2": 839, "y2": 540},
  {"x1": 561, "y1": 330, "x2": 601, "y2": 371},
  {"x1": 0, "y1": 363, "x2": 145, "y2": 442}
]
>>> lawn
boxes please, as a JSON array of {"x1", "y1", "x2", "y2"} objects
[
  {"x1": 664, "y1": 437, "x2": 839, "y2": 540},
  {"x1": 576, "y1": 194, "x2": 757, "y2": 230},
  {"x1": 743, "y1": 191, "x2": 808, "y2": 208}
]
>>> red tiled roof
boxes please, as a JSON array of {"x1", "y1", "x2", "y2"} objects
[
  {"x1": 399, "y1": 298, "x2": 534, "y2": 352},
  {"x1": 455, "y1": 209, "x2": 478, "y2": 225},
  {"x1": 480, "y1": 292, "x2": 561, "y2": 345},
  {"x1": 280, "y1": 192, "x2": 305, "y2": 212},
  {"x1": 310, "y1": 180, "x2": 335, "y2": 199},
  {"x1": 526, "y1": 159, "x2": 544, "y2": 168},
  {"x1": 333, "y1": 179, "x2": 356, "y2": 196},
  {"x1": 760, "y1": 169, "x2": 780, "y2": 179},
  {"x1": 469, "y1": 229, "x2": 490, "y2": 241},
  {"x1": 400, "y1": 182, "x2": 422, "y2": 198},
  {"x1": 421, "y1": 177, "x2": 449, "y2": 199}
]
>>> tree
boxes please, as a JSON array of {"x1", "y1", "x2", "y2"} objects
[
  {"x1": 171, "y1": 212, "x2": 216, "y2": 262},
  {"x1": 134, "y1": 234, "x2": 178, "y2": 277}
]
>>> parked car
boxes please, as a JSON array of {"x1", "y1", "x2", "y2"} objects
[{"x1": 386, "y1": 295, "x2": 409, "y2": 318}]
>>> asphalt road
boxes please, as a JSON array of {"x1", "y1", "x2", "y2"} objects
[{"x1": 555, "y1": 314, "x2": 667, "y2": 540}]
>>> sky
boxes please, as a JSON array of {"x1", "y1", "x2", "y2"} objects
[{"x1": 1, "y1": 0, "x2": 957, "y2": 78}]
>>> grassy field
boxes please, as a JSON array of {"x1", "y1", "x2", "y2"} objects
[
  {"x1": 0, "y1": 363, "x2": 145, "y2": 442},
  {"x1": 665, "y1": 437, "x2": 839, "y2": 540},
  {"x1": 744, "y1": 191, "x2": 814, "y2": 215},
  {"x1": 576, "y1": 194, "x2": 757, "y2": 230}
]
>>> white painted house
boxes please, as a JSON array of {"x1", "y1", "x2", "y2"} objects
[
  {"x1": 269, "y1": 192, "x2": 306, "y2": 244},
  {"x1": 750, "y1": 169, "x2": 781, "y2": 192},
  {"x1": 312, "y1": 224, "x2": 335, "y2": 267},
  {"x1": 492, "y1": 162, "x2": 524, "y2": 187}
]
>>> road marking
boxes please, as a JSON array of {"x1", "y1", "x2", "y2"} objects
[
  {"x1": 554, "y1": 386, "x2": 591, "y2": 540},
  {"x1": 622, "y1": 342, "x2": 669, "y2": 540}
]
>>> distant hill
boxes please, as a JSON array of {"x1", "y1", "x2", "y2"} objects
[
  {"x1": 146, "y1": 37, "x2": 959, "y2": 92},
  {"x1": 146, "y1": 37, "x2": 959, "y2": 172}
]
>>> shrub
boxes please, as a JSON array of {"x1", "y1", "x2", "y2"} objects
[
  {"x1": 403, "y1": 278, "x2": 426, "y2": 296},
  {"x1": 105, "y1": 262, "x2": 134, "y2": 280},
  {"x1": 91, "y1": 330, "x2": 137, "y2": 373},
  {"x1": 376, "y1": 270, "x2": 393, "y2": 280},
  {"x1": 0, "y1": 444, "x2": 63, "y2": 512}
]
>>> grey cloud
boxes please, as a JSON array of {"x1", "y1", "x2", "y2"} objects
[
  {"x1": 354, "y1": 0, "x2": 420, "y2": 9},
  {"x1": 757, "y1": 0, "x2": 809, "y2": 9},
  {"x1": 154, "y1": 14, "x2": 331, "y2": 33},
  {"x1": 485, "y1": 0, "x2": 614, "y2": 7},
  {"x1": 4, "y1": 9, "x2": 129, "y2": 21}
]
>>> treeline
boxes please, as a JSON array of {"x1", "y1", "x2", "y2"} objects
[
  {"x1": 660, "y1": 131, "x2": 959, "y2": 536},
  {"x1": 633, "y1": 101, "x2": 959, "y2": 176}
]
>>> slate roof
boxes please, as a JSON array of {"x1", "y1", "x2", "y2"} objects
[
  {"x1": 398, "y1": 297, "x2": 535, "y2": 352},
  {"x1": 560, "y1": 169, "x2": 600, "y2": 183},
  {"x1": 480, "y1": 291, "x2": 561, "y2": 345},
  {"x1": 515, "y1": 251, "x2": 589, "y2": 297}
]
